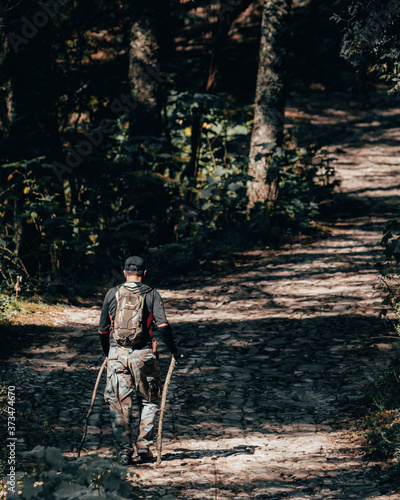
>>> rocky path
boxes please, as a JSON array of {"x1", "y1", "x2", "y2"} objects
[{"x1": 3, "y1": 95, "x2": 400, "y2": 499}]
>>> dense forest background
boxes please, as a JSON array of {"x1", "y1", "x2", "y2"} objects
[{"x1": 0, "y1": 0, "x2": 395, "y2": 295}]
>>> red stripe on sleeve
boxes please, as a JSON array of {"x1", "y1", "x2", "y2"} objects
[{"x1": 147, "y1": 311, "x2": 154, "y2": 337}]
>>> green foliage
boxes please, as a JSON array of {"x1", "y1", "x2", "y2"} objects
[
  {"x1": 0, "y1": 152, "x2": 172, "y2": 292},
  {"x1": 0, "y1": 91, "x2": 339, "y2": 293},
  {"x1": 0, "y1": 157, "x2": 66, "y2": 291},
  {"x1": 362, "y1": 367, "x2": 400, "y2": 459},
  {"x1": 7, "y1": 447, "x2": 142, "y2": 500},
  {"x1": 364, "y1": 214, "x2": 400, "y2": 460},
  {"x1": 376, "y1": 216, "x2": 400, "y2": 332},
  {"x1": 249, "y1": 146, "x2": 339, "y2": 239},
  {"x1": 0, "y1": 384, "x2": 6, "y2": 412},
  {"x1": 334, "y1": 1, "x2": 400, "y2": 92},
  {"x1": 165, "y1": 92, "x2": 252, "y2": 242},
  {"x1": 365, "y1": 409, "x2": 400, "y2": 459},
  {"x1": 96, "y1": 91, "x2": 253, "y2": 250},
  {"x1": 0, "y1": 0, "x2": 342, "y2": 293},
  {"x1": 0, "y1": 295, "x2": 21, "y2": 324}
]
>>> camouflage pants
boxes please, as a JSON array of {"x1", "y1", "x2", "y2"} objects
[{"x1": 104, "y1": 343, "x2": 161, "y2": 454}]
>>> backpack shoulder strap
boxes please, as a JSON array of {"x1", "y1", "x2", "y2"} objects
[
  {"x1": 124, "y1": 283, "x2": 153, "y2": 295},
  {"x1": 116, "y1": 283, "x2": 153, "y2": 298},
  {"x1": 137, "y1": 283, "x2": 153, "y2": 295},
  {"x1": 115, "y1": 284, "x2": 126, "y2": 299}
]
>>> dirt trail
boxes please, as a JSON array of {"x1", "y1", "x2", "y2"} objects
[{"x1": 3, "y1": 94, "x2": 400, "y2": 499}]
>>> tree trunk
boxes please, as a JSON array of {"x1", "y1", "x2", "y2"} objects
[
  {"x1": 247, "y1": 0, "x2": 291, "y2": 210},
  {"x1": 129, "y1": 1, "x2": 163, "y2": 137}
]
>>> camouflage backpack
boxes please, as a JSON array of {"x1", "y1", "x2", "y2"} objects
[{"x1": 112, "y1": 285, "x2": 149, "y2": 347}]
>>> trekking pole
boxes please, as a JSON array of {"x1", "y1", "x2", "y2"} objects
[
  {"x1": 156, "y1": 356, "x2": 176, "y2": 466},
  {"x1": 77, "y1": 357, "x2": 107, "y2": 458}
]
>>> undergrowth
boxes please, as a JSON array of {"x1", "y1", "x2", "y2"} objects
[
  {"x1": 0, "y1": 293, "x2": 65, "y2": 327},
  {"x1": 4, "y1": 446, "x2": 142, "y2": 499},
  {"x1": 361, "y1": 212, "x2": 400, "y2": 463},
  {"x1": 362, "y1": 365, "x2": 400, "y2": 460},
  {"x1": 0, "y1": 295, "x2": 21, "y2": 324},
  {"x1": 1, "y1": 98, "x2": 340, "y2": 297},
  {"x1": 360, "y1": 361, "x2": 400, "y2": 490}
]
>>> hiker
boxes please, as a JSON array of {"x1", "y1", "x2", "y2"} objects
[{"x1": 98, "y1": 256, "x2": 181, "y2": 466}]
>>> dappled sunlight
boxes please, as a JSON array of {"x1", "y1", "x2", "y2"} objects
[
  {"x1": 135, "y1": 432, "x2": 374, "y2": 499},
  {"x1": 158, "y1": 216, "x2": 385, "y2": 332},
  {"x1": 288, "y1": 97, "x2": 400, "y2": 218},
  {"x1": 1, "y1": 272, "x2": 396, "y2": 498}
]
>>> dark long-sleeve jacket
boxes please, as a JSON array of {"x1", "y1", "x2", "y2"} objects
[{"x1": 98, "y1": 282, "x2": 178, "y2": 353}]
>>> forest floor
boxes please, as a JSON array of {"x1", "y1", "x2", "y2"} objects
[{"x1": 3, "y1": 92, "x2": 400, "y2": 499}]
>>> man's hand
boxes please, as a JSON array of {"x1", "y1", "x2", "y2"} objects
[{"x1": 173, "y1": 347, "x2": 182, "y2": 360}]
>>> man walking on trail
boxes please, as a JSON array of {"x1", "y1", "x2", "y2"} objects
[{"x1": 98, "y1": 256, "x2": 181, "y2": 466}]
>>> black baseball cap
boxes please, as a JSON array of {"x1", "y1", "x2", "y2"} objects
[{"x1": 124, "y1": 256, "x2": 146, "y2": 271}]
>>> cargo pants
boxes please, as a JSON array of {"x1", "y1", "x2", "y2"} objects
[{"x1": 104, "y1": 343, "x2": 161, "y2": 454}]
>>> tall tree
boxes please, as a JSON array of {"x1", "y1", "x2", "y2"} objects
[{"x1": 247, "y1": 0, "x2": 291, "y2": 210}]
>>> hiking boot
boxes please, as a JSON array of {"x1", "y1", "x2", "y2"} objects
[
  {"x1": 137, "y1": 449, "x2": 153, "y2": 462},
  {"x1": 118, "y1": 452, "x2": 131, "y2": 466}
]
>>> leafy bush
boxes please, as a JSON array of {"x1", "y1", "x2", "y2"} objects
[
  {"x1": 362, "y1": 367, "x2": 400, "y2": 459},
  {"x1": 357, "y1": 217, "x2": 400, "y2": 460},
  {"x1": 0, "y1": 295, "x2": 20, "y2": 324},
  {"x1": 354, "y1": 213, "x2": 400, "y2": 461},
  {"x1": 0, "y1": 157, "x2": 69, "y2": 293},
  {"x1": 0, "y1": 154, "x2": 174, "y2": 293},
  {"x1": 7, "y1": 446, "x2": 142, "y2": 499},
  {"x1": 162, "y1": 92, "x2": 338, "y2": 244},
  {"x1": 149, "y1": 91, "x2": 253, "y2": 243},
  {"x1": 249, "y1": 145, "x2": 339, "y2": 240},
  {"x1": 334, "y1": 1, "x2": 400, "y2": 93},
  {"x1": 0, "y1": 91, "x2": 339, "y2": 293},
  {"x1": 376, "y1": 217, "x2": 400, "y2": 333},
  {"x1": 365, "y1": 409, "x2": 400, "y2": 460}
]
